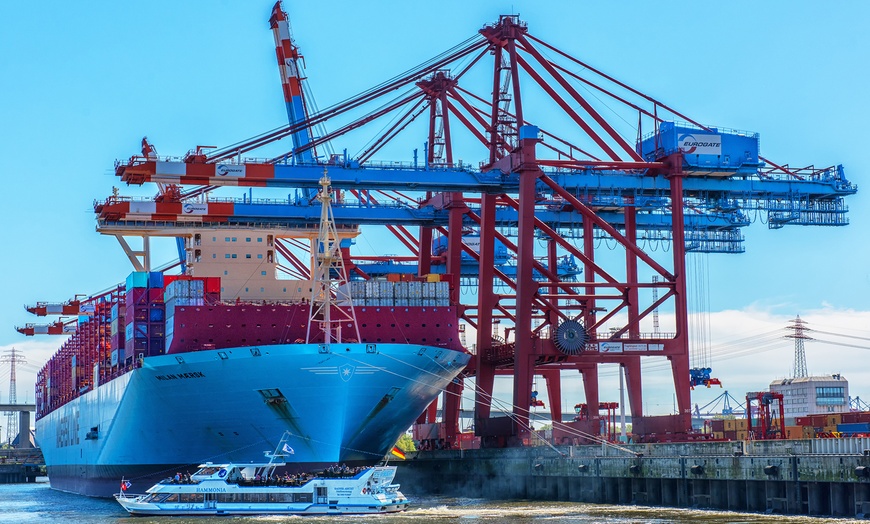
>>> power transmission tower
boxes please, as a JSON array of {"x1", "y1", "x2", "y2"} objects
[
  {"x1": 1, "y1": 348, "x2": 26, "y2": 446},
  {"x1": 784, "y1": 316, "x2": 811, "y2": 378}
]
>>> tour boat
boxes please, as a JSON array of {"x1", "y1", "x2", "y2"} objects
[{"x1": 114, "y1": 433, "x2": 409, "y2": 516}]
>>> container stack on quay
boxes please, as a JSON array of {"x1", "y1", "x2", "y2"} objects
[{"x1": 707, "y1": 412, "x2": 870, "y2": 441}]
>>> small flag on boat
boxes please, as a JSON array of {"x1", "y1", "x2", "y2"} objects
[
  {"x1": 390, "y1": 446, "x2": 406, "y2": 460},
  {"x1": 282, "y1": 443, "x2": 295, "y2": 455},
  {"x1": 121, "y1": 480, "x2": 131, "y2": 491}
]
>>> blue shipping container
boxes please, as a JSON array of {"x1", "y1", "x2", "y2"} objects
[
  {"x1": 149, "y1": 271, "x2": 164, "y2": 289},
  {"x1": 837, "y1": 422, "x2": 870, "y2": 433},
  {"x1": 126, "y1": 272, "x2": 150, "y2": 289}
]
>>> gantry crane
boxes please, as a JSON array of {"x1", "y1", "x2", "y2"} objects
[{"x1": 94, "y1": 4, "x2": 856, "y2": 445}]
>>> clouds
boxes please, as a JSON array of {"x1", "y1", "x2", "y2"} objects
[{"x1": 458, "y1": 305, "x2": 870, "y2": 418}]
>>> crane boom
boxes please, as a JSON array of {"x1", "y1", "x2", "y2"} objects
[{"x1": 269, "y1": 1, "x2": 315, "y2": 164}]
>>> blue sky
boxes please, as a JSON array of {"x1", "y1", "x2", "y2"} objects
[{"x1": 2, "y1": 1, "x2": 869, "y2": 416}]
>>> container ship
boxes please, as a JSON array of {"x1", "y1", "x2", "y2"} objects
[{"x1": 25, "y1": 177, "x2": 471, "y2": 497}]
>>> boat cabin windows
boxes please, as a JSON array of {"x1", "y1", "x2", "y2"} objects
[
  {"x1": 179, "y1": 493, "x2": 205, "y2": 503},
  {"x1": 193, "y1": 466, "x2": 222, "y2": 477},
  {"x1": 214, "y1": 492, "x2": 313, "y2": 503}
]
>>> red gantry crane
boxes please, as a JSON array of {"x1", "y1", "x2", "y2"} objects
[{"x1": 91, "y1": 4, "x2": 856, "y2": 447}]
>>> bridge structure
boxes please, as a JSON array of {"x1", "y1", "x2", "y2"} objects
[{"x1": 0, "y1": 404, "x2": 35, "y2": 450}]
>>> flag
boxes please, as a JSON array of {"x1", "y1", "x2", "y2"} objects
[
  {"x1": 121, "y1": 480, "x2": 131, "y2": 491},
  {"x1": 282, "y1": 443, "x2": 295, "y2": 455},
  {"x1": 390, "y1": 446, "x2": 406, "y2": 460}
]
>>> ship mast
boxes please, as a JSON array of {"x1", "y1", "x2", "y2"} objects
[{"x1": 306, "y1": 170, "x2": 360, "y2": 344}]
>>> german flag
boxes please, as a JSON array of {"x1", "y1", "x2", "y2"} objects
[{"x1": 390, "y1": 446, "x2": 406, "y2": 460}]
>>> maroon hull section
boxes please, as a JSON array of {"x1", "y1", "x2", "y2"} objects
[{"x1": 168, "y1": 303, "x2": 463, "y2": 354}]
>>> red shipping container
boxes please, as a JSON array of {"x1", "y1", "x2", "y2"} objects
[
  {"x1": 842, "y1": 412, "x2": 870, "y2": 424},
  {"x1": 163, "y1": 275, "x2": 182, "y2": 287},
  {"x1": 126, "y1": 288, "x2": 149, "y2": 308},
  {"x1": 205, "y1": 277, "x2": 221, "y2": 294},
  {"x1": 148, "y1": 287, "x2": 164, "y2": 304}
]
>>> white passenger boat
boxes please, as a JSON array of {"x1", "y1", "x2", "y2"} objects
[{"x1": 114, "y1": 433, "x2": 409, "y2": 516}]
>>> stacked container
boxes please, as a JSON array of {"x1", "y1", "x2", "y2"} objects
[
  {"x1": 164, "y1": 276, "x2": 210, "y2": 350},
  {"x1": 124, "y1": 271, "x2": 166, "y2": 360}
]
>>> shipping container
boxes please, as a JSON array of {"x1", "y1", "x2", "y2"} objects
[
  {"x1": 126, "y1": 287, "x2": 149, "y2": 308},
  {"x1": 841, "y1": 412, "x2": 870, "y2": 424},
  {"x1": 149, "y1": 271, "x2": 164, "y2": 288},
  {"x1": 126, "y1": 271, "x2": 150, "y2": 290},
  {"x1": 837, "y1": 422, "x2": 870, "y2": 434}
]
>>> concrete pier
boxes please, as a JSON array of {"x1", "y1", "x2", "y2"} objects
[
  {"x1": 0, "y1": 448, "x2": 44, "y2": 484},
  {"x1": 397, "y1": 438, "x2": 870, "y2": 518}
]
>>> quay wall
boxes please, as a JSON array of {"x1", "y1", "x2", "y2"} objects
[{"x1": 396, "y1": 439, "x2": 870, "y2": 518}]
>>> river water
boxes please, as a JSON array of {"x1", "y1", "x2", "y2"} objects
[{"x1": 0, "y1": 479, "x2": 860, "y2": 523}]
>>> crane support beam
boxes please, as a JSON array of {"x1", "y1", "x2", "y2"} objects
[{"x1": 116, "y1": 160, "x2": 855, "y2": 202}]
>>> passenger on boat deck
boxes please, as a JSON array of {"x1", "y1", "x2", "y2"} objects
[{"x1": 174, "y1": 472, "x2": 181, "y2": 483}]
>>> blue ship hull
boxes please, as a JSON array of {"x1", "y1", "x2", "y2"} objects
[{"x1": 36, "y1": 342, "x2": 469, "y2": 497}]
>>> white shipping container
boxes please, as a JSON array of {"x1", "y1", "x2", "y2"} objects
[
  {"x1": 379, "y1": 281, "x2": 393, "y2": 297},
  {"x1": 394, "y1": 281, "x2": 409, "y2": 298},
  {"x1": 423, "y1": 299, "x2": 436, "y2": 307},
  {"x1": 409, "y1": 299, "x2": 423, "y2": 307},
  {"x1": 365, "y1": 281, "x2": 380, "y2": 298},
  {"x1": 351, "y1": 281, "x2": 367, "y2": 298},
  {"x1": 435, "y1": 282, "x2": 449, "y2": 298},
  {"x1": 336, "y1": 283, "x2": 352, "y2": 303},
  {"x1": 408, "y1": 282, "x2": 422, "y2": 298}
]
